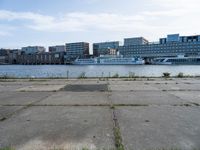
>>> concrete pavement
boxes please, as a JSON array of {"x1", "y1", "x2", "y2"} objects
[{"x1": 0, "y1": 78, "x2": 200, "y2": 150}]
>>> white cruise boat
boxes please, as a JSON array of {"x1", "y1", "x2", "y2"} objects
[
  {"x1": 152, "y1": 55, "x2": 200, "y2": 65},
  {"x1": 72, "y1": 55, "x2": 144, "y2": 65},
  {"x1": 99, "y1": 57, "x2": 144, "y2": 65},
  {"x1": 72, "y1": 58, "x2": 98, "y2": 65}
]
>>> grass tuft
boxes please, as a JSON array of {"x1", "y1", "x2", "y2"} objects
[
  {"x1": 112, "y1": 73, "x2": 119, "y2": 78},
  {"x1": 177, "y1": 72, "x2": 184, "y2": 78},
  {"x1": 163, "y1": 72, "x2": 171, "y2": 78},
  {"x1": 113, "y1": 127, "x2": 124, "y2": 150},
  {"x1": 78, "y1": 72, "x2": 87, "y2": 79}
]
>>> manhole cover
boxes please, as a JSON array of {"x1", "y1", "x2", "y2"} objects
[{"x1": 61, "y1": 84, "x2": 108, "y2": 92}]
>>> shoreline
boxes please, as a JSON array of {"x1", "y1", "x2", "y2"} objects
[{"x1": 0, "y1": 76, "x2": 200, "y2": 81}]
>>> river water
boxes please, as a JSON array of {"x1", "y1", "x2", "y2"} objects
[{"x1": 0, "y1": 65, "x2": 200, "y2": 78}]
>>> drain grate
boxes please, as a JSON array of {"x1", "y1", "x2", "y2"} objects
[{"x1": 61, "y1": 84, "x2": 108, "y2": 92}]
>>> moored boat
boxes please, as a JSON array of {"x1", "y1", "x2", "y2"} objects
[
  {"x1": 152, "y1": 55, "x2": 200, "y2": 65},
  {"x1": 72, "y1": 55, "x2": 145, "y2": 65}
]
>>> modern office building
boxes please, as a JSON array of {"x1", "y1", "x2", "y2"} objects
[
  {"x1": 119, "y1": 34, "x2": 200, "y2": 58},
  {"x1": 49, "y1": 45, "x2": 66, "y2": 53},
  {"x1": 0, "y1": 56, "x2": 7, "y2": 64},
  {"x1": 0, "y1": 49, "x2": 9, "y2": 56},
  {"x1": 0, "y1": 49, "x2": 22, "y2": 64},
  {"x1": 1, "y1": 34, "x2": 200, "y2": 65},
  {"x1": 93, "y1": 41, "x2": 119, "y2": 57},
  {"x1": 109, "y1": 48, "x2": 118, "y2": 55},
  {"x1": 22, "y1": 46, "x2": 46, "y2": 54},
  {"x1": 0, "y1": 49, "x2": 9, "y2": 64},
  {"x1": 160, "y1": 34, "x2": 200, "y2": 44},
  {"x1": 8, "y1": 49, "x2": 22, "y2": 64},
  {"x1": 18, "y1": 52, "x2": 66, "y2": 65},
  {"x1": 124, "y1": 37, "x2": 149, "y2": 46},
  {"x1": 66, "y1": 42, "x2": 89, "y2": 60}
]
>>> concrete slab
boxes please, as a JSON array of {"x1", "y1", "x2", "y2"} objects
[
  {"x1": 0, "y1": 81, "x2": 28, "y2": 86},
  {"x1": 0, "y1": 92, "x2": 52, "y2": 105},
  {"x1": 143, "y1": 80, "x2": 181, "y2": 85},
  {"x1": 0, "y1": 80, "x2": 69, "y2": 86},
  {"x1": 116, "y1": 106, "x2": 200, "y2": 150},
  {"x1": 27, "y1": 80, "x2": 69, "y2": 85},
  {"x1": 110, "y1": 91, "x2": 184, "y2": 105},
  {"x1": 108, "y1": 80, "x2": 177, "y2": 85},
  {"x1": 0, "y1": 106, "x2": 114, "y2": 150},
  {"x1": 0, "y1": 106, "x2": 23, "y2": 120},
  {"x1": 37, "y1": 92, "x2": 109, "y2": 105},
  {"x1": 69, "y1": 80, "x2": 108, "y2": 85},
  {"x1": 179, "y1": 78, "x2": 200, "y2": 84},
  {"x1": 109, "y1": 84, "x2": 160, "y2": 91},
  {"x1": 16, "y1": 84, "x2": 66, "y2": 92},
  {"x1": 0, "y1": 84, "x2": 27, "y2": 92},
  {"x1": 151, "y1": 83, "x2": 181, "y2": 91},
  {"x1": 152, "y1": 83, "x2": 200, "y2": 91},
  {"x1": 178, "y1": 84, "x2": 200, "y2": 91},
  {"x1": 169, "y1": 91, "x2": 200, "y2": 104}
]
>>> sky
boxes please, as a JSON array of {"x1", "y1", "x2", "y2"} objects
[{"x1": 0, "y1": 0, "x2": 200, "y2": 51}]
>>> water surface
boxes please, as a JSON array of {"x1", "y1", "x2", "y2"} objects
[{"x1": 0, "y1": 65, "x2": 200, "y2": 78}]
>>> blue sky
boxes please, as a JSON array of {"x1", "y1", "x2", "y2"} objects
[{"x1": 0, "y1": 0, "x2": 200, "y2": 51}]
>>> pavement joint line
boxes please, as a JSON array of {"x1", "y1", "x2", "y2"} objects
[
  {"x1": 111, "y1": 104, "x2": 125, "y2": 150},
  {"x1": 162, "y1": 89, "x2": 200, "y2": 92},
  {"x1": 107, "y1": 85, "x2": 125, "y2": 150},
  {"x1": 173, "y1": 103, "x2": 200, "y2": 107},
  {"x1": 2, "y1": 104, "x2": 111, "y2": 107},
  {"x1": 164, "y1": 91, "x2": 188, "y2": 102},
  {"x1": 2, "y1": 104, "x2": 200, "y2": 107},
  {"x1": 189, "y1": 102, "x2": 200, "y2": 106},
  {"x1": 107, "y1": 81, "x2": 112, "y2": 92},
  {"x1": 0, "y1": 92, "x2": 55, "y2": 122},
  {"x1": 165, "y1": 91, "x2": 200, "y2": 106},
  {"x1": 125, "y1": 89, "x2": 200, "y2": 92},
  {"x1": 18, "y1": 90, "x2": 59, "y2": 92}
]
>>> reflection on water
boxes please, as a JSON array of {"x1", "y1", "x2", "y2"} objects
[{"x1": 0, "y1": 65, "x2": 200, "y2": 78}]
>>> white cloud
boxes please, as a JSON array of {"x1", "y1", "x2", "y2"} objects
[
  {"x1": 84, "y1": 0, "x2": 101, "y2": 4},
  {"x1": 142, "y1": 9, "x2": 186, "y2": 17},
  {"x1": 0, "y1": 0, "x2": 200, "y2": 41},
  {"x1": 0, "y1": 24, "x2": 15, "y2": 37},
  {"x1": 0, "y1": 10, "x2": 148, "y2": 32},
  {"x1": 0, "y1": 10, "x2": 53, "y2": 23},
  {"x1": 149, "y1": 0, "x2": 200, "y2": 9},
  {"x1": 0, "y1": 31, "x2": 11, "y2": 36}
]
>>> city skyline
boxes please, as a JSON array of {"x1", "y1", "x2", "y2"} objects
[
  {"x1": 1, "y1": 33, "x2": 200, "y2": 65},
  {"x1": 0, "y1": 0, "x2": 200, "y2": 52}
]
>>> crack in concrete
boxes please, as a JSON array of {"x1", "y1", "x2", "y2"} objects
[
  {"x1": 107, "y1": 82, "x2": 125, "y2": 150},
  {"x1": 0, "y1": 93, "x2": 55, "y2": 122},
  {"x1": 111, "y1": 105, "x2": 125, "y2": 150}
]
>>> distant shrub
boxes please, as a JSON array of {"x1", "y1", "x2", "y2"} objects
[
  {"x1": 163, "y1": 72, "x2": 170, "y2": 78},
  {"x1": 129, "y1": 72, "x2": 135, "y2": 78},
  {"x1": 177, "y1": 72, "x2": 184, "y2": 78},
  {"x1": 78, "y1": 72, "x2": 86, "y2": 79},
  {"x1": 0, "y1": 74, "x2": 15, "y2": 79},
  {"x1": 112, "y1": 73, "x2": 119, "y2": 78}
]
